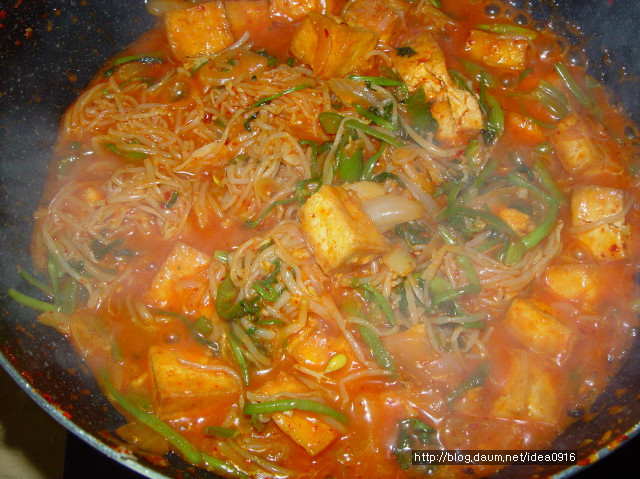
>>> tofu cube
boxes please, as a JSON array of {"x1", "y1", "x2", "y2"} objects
[
  {"x1": 392, "y1": 31, "x2": 449, "y2": 94},
  {"x1": 288, "y1": 323, "x2": 352, "y2": 371},
  {"x1": 464, "y1": 30, "x2": 529, "y2": 70},
  {"x1": 270, "y1": 0, "x2": 332, "y2": 23},
  {"x1": 571, "y1": 185, "x2": 629, "y2": 260},
  {"x1": 300, "y1": 185, "x2": 389, "y2": 273},
  {"x1": 164, "y1": 1, "x2": 234, "y2": 59},
  {"x1": 545, "y1": 264, "x2": 600, "y2": 303},
  {"x1": 343, "y1": 0, "x2": 400, "y2": 43},
  {"x1": 149, "y1": 346, "x2": 239, "y2": 420},
  {"x1": 146, "y1": 242, "x2": 213, "y2": 317},
  {"x1": 505, "y1": 298, "x2": 574, "y2": 365},
  {"x1": 391, "y1": 32, "x2": 482, "y2": 143},
  {"x1": 255, "y1": 373, "x2": 338, "y2": 455},
  {"x1": 496, "y1": 207, "x2": 534, "y2": 237},
  {"x1": 491, "y1": 350, "x2": 561, "y2": 425},
  {"x1": 290, "y1": 13, "x2": 379, "y2": 78},
  {"x1": 550, "y1": 114, "x2": 604, "y2": 173},
  {"x1": 225, "y1": 0, "x2": 272, "y2": 40}
]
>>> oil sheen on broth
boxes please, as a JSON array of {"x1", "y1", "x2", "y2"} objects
[{"x1": 25, "y1": 0, "x2": 640, "y2": 477}]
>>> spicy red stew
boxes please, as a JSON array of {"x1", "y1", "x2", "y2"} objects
[{"x1": 13, "y1": 0, "x2": 640, "y2": 477}]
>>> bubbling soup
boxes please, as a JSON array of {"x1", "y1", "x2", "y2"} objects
[{"x1": 15, "y1": 0, "x2": 640, "y2": 477}]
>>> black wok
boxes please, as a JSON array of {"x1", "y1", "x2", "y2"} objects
[{"x1": 1, "y1": 1, "x2": 639, "y2": 478}]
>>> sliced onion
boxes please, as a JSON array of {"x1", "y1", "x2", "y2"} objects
[
  {"x1": 361, "y1": 194, "x2": 424, "y2": 232},
  {"x1": 383, "y1": 245, "x2": 416, "y2": 276},
  {"x1": 328, "y1": 78, "x2": 387, "y2": 109},
  {"x1": 344, "y1": 181, "x2": 386, "y2": 200}
]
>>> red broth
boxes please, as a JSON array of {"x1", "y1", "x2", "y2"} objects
[{"x1": 24, "y1": 0, "x2": 640, "y2": 477}]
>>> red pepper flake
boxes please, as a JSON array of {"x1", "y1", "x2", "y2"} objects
[{"x1": 24, "y1": 26, "x2": 32, "y2": 39}]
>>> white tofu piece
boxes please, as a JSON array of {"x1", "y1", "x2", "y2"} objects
[
  {"x1": 270, "y1": 0, "x2": 332, "y2": 22},
  {"x1": 491, "y1": 350, "x2": 562, "y2": 425},
  {"x1": 255, "y1": 373, "x2": 338, "y2": 455},
  {"x1": 571, "y1": 185, "x2": 629, "y2": 260},
  {"x1": 290, "y1": 13, "x2": 378, "y2": 79},
  {"x1": 149, "y1": 346, "x2": 239, "y2": 420},
  {"x1": 146, "y1": 242, "x2": 213, "y2": 317},
  {"x1": 496, "y1": 207, "x2": 534, "y2": 237},
  {"x1": 300, "y1": 185, "x2": 389, "y2": 274},
  {"x1": 464, "y1": 30, "x2": 529, "y2": 70},
  {"x1": 288, "y1": 322, "x2": 352, "y2": 371},
  {"x1": 550, "y1": 114, "x2": 605, "y2": 173},
  {"x1": 164, "y1": 1, "x2": 234, "y2": 59},
  {"x1": 391, "y1": 32, "x2": 483, "y2": 143},
  {"x1": 225, "y1": 0, "x2": 272, "y2": 40},
  {"x1": 505, "y1": 298, "x2": 574, "y2": 365},
  {"x1": 545, "y1": 264, "x2": 600, "y2": 303}
]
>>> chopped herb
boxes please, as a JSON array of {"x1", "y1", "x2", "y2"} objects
[
  {"x1": 244, "y1": 84, "x2": 309, "y2": 112},
  {"x1": 406, "y1": 86, "x2": 438, "y2": 136},
  {"x1": 396, "y1": 46, "x2": 417, "y2": 57},
  {"x1": 161, "y1": 191, "x2": 179, "y2": 209}
]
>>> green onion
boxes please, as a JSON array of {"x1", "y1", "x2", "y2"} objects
[
  {"x1": 228, "y1": 330, "x2": 249, "y2": 386},
  {"x1": 349, "y1": 75, "x2": 403, "y2": 86},
  {"x1": 201, "y1": 453, "x2": 248, "y2": 479},
  {"x1": 216, "y1": 275, "x2": 244, "y2": 320},
  {"x1": 438, "y1": 206, "x2": 518, "y2": 238},
  {"x1": 503, "y1": 239, "x2": 526, "y2": 266},
  {"x1": 447, "y1": 362, "x2": 490, "y2": 404},
  {"x1": 354, "y1": 104, "x2": 398, "y2": 132},
  {"x1": 244, "y1": 399, "x2": 348, "y2": 424},
  {"x1": 102, "y1": 371, "x2": 203, "y2": 465},
  {"x1": 371, "y1": 172, "x2": 406, "y2": 189},
  {"x1": 204, "y1": 425, "x2": 238, "y2": 438},
  {"x1": 113, "y1": 53, "x2": 163, "y2": 67},
  {"x1": 193, "y1": 316, "x2": 213, "y2": 336},
  {"x1": 351, "y1": 279, "x2": 396, "y2": 325},
  {"x1": 161, "y1": 191, "x2": 179, "y2": 209},
  {"x1": 471, "y1": 159, "x2": 497, "y2": 190},
  {"x1": 8, "y1": 289, "x2": 57, "y2": 312},
  {"x1": 406, "y1": 86, "x2": 438, "y2": 136},
  {"x1": 158, "y1": 310, "x2": 220, "y2": 355},
  {"x1": 533, "y1": 80, "x2": 568, "y2": 119},
  {"x1": 300, "y1": 140, "x2": 319, "y2": 177},
  {"x1": 214, "y1": 250, "x2": 229, "y2": 263},
  {"x1": 17, "y1": 266, "x2": 53, "y2": 296},
  {"x1": 244, "y1": 84, "x2": 309, "y2": 112},
  {"x1": 338, "y1": 148, "x2": 363, "y2": 182},
  {"x1": 104, "y1": 143, "x2": 148, "y2": 160},
  {"x1": 243, "y1": 112, "x2": 258, "y2": 131},
  {"x1": 256, "y1": 49, "x2": 278, "y2": 67},
  {"x1": 533, "y1": 159, "x2": 565, "y2": 204},
  {"x1": 485, "y1": 93, "x2": 504, "y2": 140},
  {"x1": 475, "y1": 23, "x2": 538, "y2": 40},
  {"x1": 554, "y1": 62, "x2": 591, "y2": 108},
  {"x1": 460, "y1": 59, "x2": 495, "y2": 88},
  {"x1": 449, "y1": 70, "x2": 472, "y2": 93},
  {"x1": 318, "y1": 111, "x2": 344, "y2": 134},
  {"x1": 344, "y1": 119, "x2": 406, "y2": 148},
  {"x1": 520, "y1": 202, "x2": 558, "y2": 250},
  {"x1": 393, "y1": 418, "x2": 436, "y2": 470},
  {"x1": 361, "y1": 143, "x2": 385, "y2": 181},
  {"x1": 507, "y1": 172, "x2": 556, "y2": 205},
  {"x1": 357, "y1": 323, "x2": 398, "y2": 376}
]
